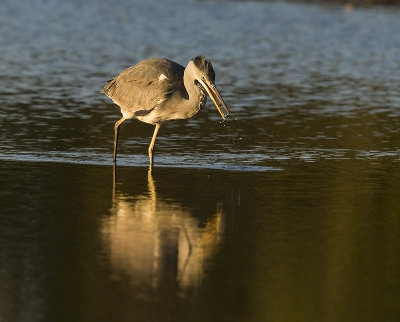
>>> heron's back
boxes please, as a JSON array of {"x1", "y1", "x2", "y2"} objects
[{"x1": 101, "y1": 58, "x2": 185, "y2": 119}]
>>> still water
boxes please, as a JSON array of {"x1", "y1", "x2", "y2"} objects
[{"x1": 1, "y1": 0, "x2": 400, "y2": 321}]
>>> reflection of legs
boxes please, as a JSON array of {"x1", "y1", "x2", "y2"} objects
[
  {"x1": 148, "y1": 123, "x2": 161, "y2": 168},
  {"x1": 113, "y1": 117, "x2": 127, "y2": 162},
  {"x1": 147, "y1": 166, "x2": 156, "y2": 202},
  {"x1": 112, "y1": 162, "x2": 117, "y2": 203}
]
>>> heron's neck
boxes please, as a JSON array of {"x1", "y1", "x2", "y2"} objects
[{"x1": 181, "y1": 73, "x2": 206, "y2": 118}]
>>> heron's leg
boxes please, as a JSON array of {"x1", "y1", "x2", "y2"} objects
[
  {"x1": 148, "y1": 123, "x2": 161, "y2": 167},
  {"x1": 114, "y1": 117, "x2": 127, "y2": 163}
]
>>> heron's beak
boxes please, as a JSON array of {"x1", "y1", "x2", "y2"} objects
[{"x1": 199, "y1": 79, "x2": 230, "y2": 120}]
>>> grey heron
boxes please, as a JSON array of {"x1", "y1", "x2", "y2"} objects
[{"x1": 101, "y1": 55, "x2": 229, "y2": 167}]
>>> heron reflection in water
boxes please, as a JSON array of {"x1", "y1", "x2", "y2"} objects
[
  {"x1": 101, "y1": 56, "x2": 229, "y2": 167},
  {"x1": 102, "y1": 168, "x2": 224, "y2": 290}
]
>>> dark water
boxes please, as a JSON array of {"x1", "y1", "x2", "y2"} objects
[{"x1": 1, "y1": 0, "x2": 400, "y2": 321}]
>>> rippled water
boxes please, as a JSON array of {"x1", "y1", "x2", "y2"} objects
[
  {"x1": 1, "y1": 0, "x2": 400, "y2": 321},
  {"x1": 1, "y1": 0, "x2": 399, "y2": 167}
]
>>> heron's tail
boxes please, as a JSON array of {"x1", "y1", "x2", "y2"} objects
[{"x1": 100, "y1": 78, "x2": 117, "y2": 96}]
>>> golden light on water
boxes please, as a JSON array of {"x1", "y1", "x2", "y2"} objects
[{"x1": 101, "y1": 169, "x2": 224, "y2": 291}]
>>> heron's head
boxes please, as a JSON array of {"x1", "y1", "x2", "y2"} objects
[{"x1": 188, "y1": 56, "x2": 229, "y2": 120}]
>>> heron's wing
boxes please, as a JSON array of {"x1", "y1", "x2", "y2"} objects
[{"x1": 101, "y1": 58, "x2": 185, "y2": 115}]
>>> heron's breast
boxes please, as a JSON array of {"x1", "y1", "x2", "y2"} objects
[{"x1": 135, "y1": 104, "x2": 174, "y2": 124}]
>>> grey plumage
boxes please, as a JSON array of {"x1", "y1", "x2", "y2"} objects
[
  {"x1": 101, "y1": 58, "x2": 185, "y2": 122},
  {"x1": 101, "y1": 55, "x2": 229, "y2": 168}
]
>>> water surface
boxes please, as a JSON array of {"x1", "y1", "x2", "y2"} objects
[{"x1": 1, "y1": 0, "x2": 400, "y2": 321}]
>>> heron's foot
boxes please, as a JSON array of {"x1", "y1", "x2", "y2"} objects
[{"x1": 148, "y1": 123, "x2": 160, "y2": 169}]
